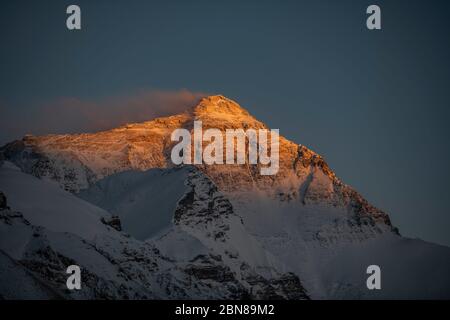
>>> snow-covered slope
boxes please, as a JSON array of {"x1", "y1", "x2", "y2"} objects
[
  {"x1": 80, "y1": 165, "x2": 309, "y2": 299},
  {"x1": 0, "y1": 250, "x2": 62, "y2": 299},
  {"x1": 228, "y1": 192, "x2": 450, "y2": 299},
  {"x1": 79, "y1": 167, "x2": 191, "y2": 240},
  {"x1": 0, "y1": 161, "x2": 109, "y2": 240},
  {"x1": 0, "y1": 162, "x2": 309, "y2": 299}
]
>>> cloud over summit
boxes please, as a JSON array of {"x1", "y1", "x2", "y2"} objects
[{"x1": 0, "y1": 89, "x2": 207, "y2": 144}]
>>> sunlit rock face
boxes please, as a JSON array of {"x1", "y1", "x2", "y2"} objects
[{"x1": 0, "y1": 95, "x2": 391, "y2": 227}]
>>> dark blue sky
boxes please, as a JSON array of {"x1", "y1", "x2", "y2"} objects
[{"x1": 1, "y1": 0, "x2": 450, "y2": 246}]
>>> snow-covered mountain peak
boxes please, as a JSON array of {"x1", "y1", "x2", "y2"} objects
[
  {"x1": 0, "y1": 95, "x2": 391, "y2": 227},
  {"x1": 194, "y1": 95, "x2": 251, "y2": 118}
]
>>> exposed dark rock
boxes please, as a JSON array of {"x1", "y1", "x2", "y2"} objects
[
  {"x1": 101, "y1": 215, "x2": 122, "y2": 231},
  {"x1": 0, "y1": 192, "x2": 6, "y2": 210}
]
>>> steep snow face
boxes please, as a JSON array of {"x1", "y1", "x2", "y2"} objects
[
  {"x1": 0, "y1": 161, "x2": 109, "y2": 240},
  {"x1": 79, "y1": 167, "x2": 191, "y2": 240},
  {"x1": 81, "y1": 166, "x2": 284, "y2": 272},
  {"x1": 227, "y1": 193, "x2": 437, "y2": 299},
  {"x1": 168, "y1": 168, "x2": 289, "y2": 276}
]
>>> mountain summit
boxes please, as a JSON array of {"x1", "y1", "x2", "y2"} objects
[{"x1": 0, "y1": 95, "x2": 390, "y2": 224}]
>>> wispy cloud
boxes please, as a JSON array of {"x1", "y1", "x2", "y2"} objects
[{"x1": 0, "y1": 89, "x2": 207, "y2": 144}]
